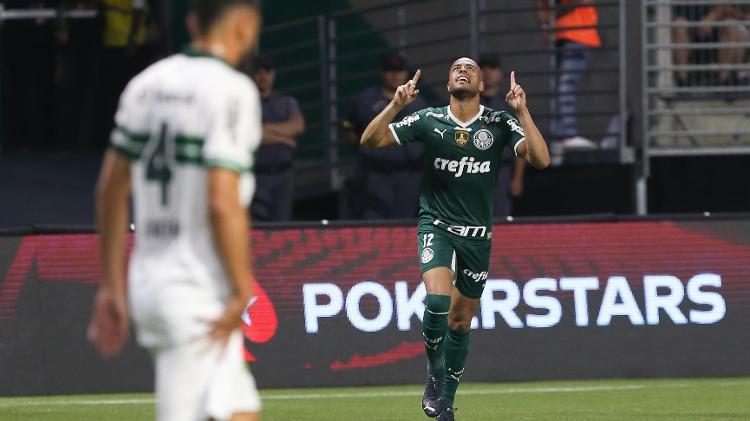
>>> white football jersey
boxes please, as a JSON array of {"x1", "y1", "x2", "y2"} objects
[{"x1": 111, "y1": 49, "x2": 261, "y2": 332}]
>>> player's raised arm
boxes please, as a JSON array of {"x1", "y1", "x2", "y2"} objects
[
  {"x1": 506, "y1": 71, "x2": 550, "y2": 169},
  {"x1": 360, "y1": 69, "x2": 421, "y2": 148}
]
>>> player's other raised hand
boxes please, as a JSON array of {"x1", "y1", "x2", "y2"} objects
[
  {"x1": 506, "y1": 71, "x2": 527, "y2": 112},
  {"x1": 393, "y1": 69, "x2": 421, "y2": 108}
]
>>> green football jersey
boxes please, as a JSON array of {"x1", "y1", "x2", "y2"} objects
[{"x1": 388, "y1": 105, "x2": 525, "y2": 236}]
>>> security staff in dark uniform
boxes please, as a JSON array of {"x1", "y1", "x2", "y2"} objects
[
  {"x1": 249, "y1": 55, "x2": 305, "y2": 221},
  {"x1": 342, "y1": 53, "x2": 427, "y2": 219}
]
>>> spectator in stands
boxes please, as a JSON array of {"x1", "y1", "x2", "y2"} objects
[
  {"x1": 478, "y1": 55, "x2": 527, "y2": 218},
  {"x1": 342, "y1": 53, "x2": 426, "y2": 219},
  {"x1": 249, "y1": 55, "x2": 305, "y2": 222},
  {"x1": 536, "y1": 0, "x2": 601, "y2": 149},
  {"x1": 673, "y1": 5, "x2": 750, "y2": 86}
]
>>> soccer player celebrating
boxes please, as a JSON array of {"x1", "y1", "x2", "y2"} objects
[
  {"x1": 361, "y1": 58, "x2": 550, "y2": 420},
  {"x1": 87, "y1": 1, "x2": 263, "y2": 420}
]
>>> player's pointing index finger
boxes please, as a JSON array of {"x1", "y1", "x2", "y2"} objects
[
  {"x1": 412, "y1": 69, "x2": 422, "y2": 85},
  {"x1": 510, "y1": 71, "x2": 517, "y2": 88}
]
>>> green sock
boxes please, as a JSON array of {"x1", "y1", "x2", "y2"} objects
[
  {"x1": 442, "y1": 329, "x2": 471, "y2": 407},
  {"x1": 423, "y1": 294, "x2": 451, "y2": 378}
]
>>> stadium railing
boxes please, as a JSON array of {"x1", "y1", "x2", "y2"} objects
[{"x1": 639, "y1": 0, "x2": 750, "y2": 212}]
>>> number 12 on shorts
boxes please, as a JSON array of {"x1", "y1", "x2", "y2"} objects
[{"x1": 423, "y1": 233, "x2": 434, "y2": 248}]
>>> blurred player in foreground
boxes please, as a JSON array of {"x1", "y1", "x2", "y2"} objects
[
  {"x1": 88, "y1": 1, "x2": 263, "y2": 420},
  {"x1": 361, "y1": 59, "x2": 550, "y2": 420}
]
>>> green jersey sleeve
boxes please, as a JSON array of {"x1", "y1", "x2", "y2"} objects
[
  {"x1": 388, "y1": 108, "x2": 428, "y2": 145},
  {"x1": 500, "y1": 112, "x2": 526, "y2": 157}
]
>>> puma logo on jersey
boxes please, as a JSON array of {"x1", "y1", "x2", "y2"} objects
[
  {"x1": 433, "y1": 156, "x2": 491, "y2": 177},
  {"x1": 433, "y1": 128, "x2": 447, "y2": 139}
]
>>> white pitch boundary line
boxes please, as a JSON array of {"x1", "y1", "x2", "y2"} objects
[
  {"x1": 263, "y1": 384, "x2": 646, "y2": 400},
  {"x1": 3, "y1": 381, "x2": 741, "y2": 408},
  {"x1": 0, "y1": 384, "x2": 646, "y2": 408},
  {"x1": 0, "y1": 398, "x2": 156, "y2": 408}
]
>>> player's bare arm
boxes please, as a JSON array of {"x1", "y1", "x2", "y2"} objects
[
  {"x1": 506, "y1": 71, "x2": 551, "y2": 169},
  {"x1": 88, "y1": 150, "x2": 132, "y2": 358},
  {"x1": 208, "y1": 168, "x2": 254, "y2": 343},
  {"x1": 360, "y1": 69, "x2": 421, "y2": 148}
]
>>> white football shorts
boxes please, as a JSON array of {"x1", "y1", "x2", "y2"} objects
[{"x1": 152, "y1": 329, "x2": 261, "y2": 421}]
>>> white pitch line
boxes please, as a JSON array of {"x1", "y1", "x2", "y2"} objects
[
  {"x1": 0, "y1": 384, "x2": 647, "y2": 408},
  {"x1": 263, "y1": 384, "x2": 645, "y2": 400},
  {"x1": 0, "y1": 398, "x2": 155, "y2": 408},
  {"x1": 6, "y1": 381, "x2": 738, "y2": 408}
]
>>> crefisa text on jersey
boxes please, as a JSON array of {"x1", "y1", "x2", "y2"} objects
[
  {"x1": 302, "y1": 273, "x2": 726, "y2": 334},
  {"x1": 434, "y1": 156, "x2": 492, "y2": 178}
]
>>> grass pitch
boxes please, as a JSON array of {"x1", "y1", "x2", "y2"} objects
[{"x1": 1, "y1": 377, "x2": 748, "y2": 420}]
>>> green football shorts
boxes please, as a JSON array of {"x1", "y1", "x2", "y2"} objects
[{"x1": 416, "y1": 225, "x2": 492, "y2": 299}]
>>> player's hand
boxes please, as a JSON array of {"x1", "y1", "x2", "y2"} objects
[
  {"x1": 392, "y1": 69, "x2": 421, "y2": 108},
  {"x1": 208, "y1": 295, "x2": 248, "y2": 345},
  {"x1": 87, "y1": 286, "x2": 129, "y2": 358},
  {"x1": 505, "y1": 71, "x2": 527, "y2": 113}
]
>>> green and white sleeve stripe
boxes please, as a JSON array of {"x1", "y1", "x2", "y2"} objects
[
  {"x1": 110, "y1": 127, "x2": 148, "y2": 160},
  {"x1": 111, "y1": 127, "x2": 252, "y2": 172}
]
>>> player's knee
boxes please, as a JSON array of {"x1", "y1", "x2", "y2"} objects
[{"x1": 448, "y1": 313, "x2": 471, "y2": 333}]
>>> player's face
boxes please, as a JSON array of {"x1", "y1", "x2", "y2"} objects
[
  {"x1": 382, "y1": 69, "x2": 409, "y2": 91},
  {"x1": 447, "y1": 58, "x2": 484, "y2": 100}
]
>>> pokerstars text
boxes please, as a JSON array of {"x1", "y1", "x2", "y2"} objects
[{"x1": 302, "y1": 273, "x2": 725, "y2": 333}]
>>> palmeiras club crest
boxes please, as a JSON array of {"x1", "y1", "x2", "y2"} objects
[{"x1": 472, "y1": 129, "x2": 494, "y2": 150}]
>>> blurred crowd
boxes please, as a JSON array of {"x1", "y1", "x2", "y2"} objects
[{"x1": 672, "y1": 4, "x2": 750, "y2": 87}]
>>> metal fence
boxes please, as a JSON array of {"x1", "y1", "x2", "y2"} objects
[
  {"x1": 642, "y1": 0, "x2": 750, "y2": 155},
  {"x1": 639, "y1": 0, "x2": 750, "y2": 213}
]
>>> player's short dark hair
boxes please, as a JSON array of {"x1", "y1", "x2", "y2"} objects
[{"x1": 191, "y1": 0, "x2": 259, "y2": 34}]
